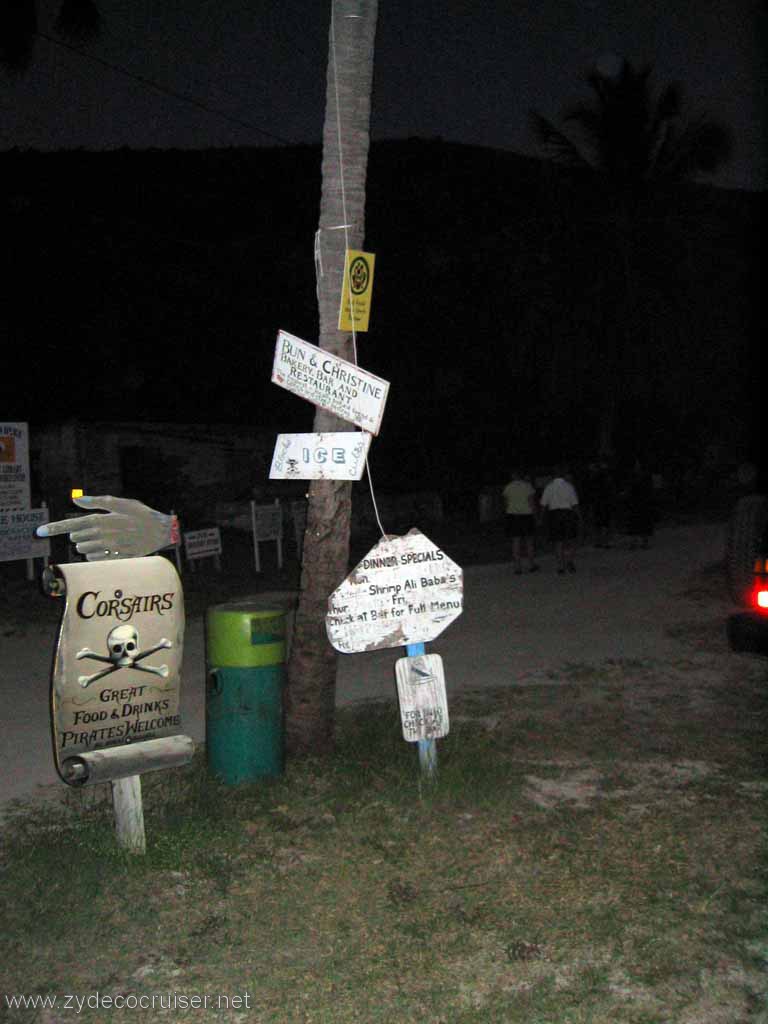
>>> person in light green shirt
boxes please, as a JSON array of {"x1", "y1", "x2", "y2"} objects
[{"x1": 502, "y1": 470, "x2": 539, "y2": 574}]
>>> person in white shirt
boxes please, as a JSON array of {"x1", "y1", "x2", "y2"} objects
[
  {"x1": 540, "y1": 467, "x2": 581, "y2": 574},
  {"x1": 501, "y1": 469, "x2": 539, "y2": 574}
]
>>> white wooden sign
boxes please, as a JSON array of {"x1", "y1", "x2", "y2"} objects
[
  {"x1": 395, "y1": 653, "x2": 449, "y2": 742},
  {"x1": 0, "y1": 422, "x2": 31, "y2": 511},
  {"x1": 271, "y1": 330, "x2": 389, "y2": 435},
  {"x1": 183, "y1": 527, "x2": 222, "y2": 564},
  {"x1": 251, "y1": 500, "x2": 283, "y2": 572},
  {"x1": 0, "y1": 506, "x2": 50, "y2": 562},
  {"x1": 270, "y1": 432, "x2": 371, "y2": 480},
  {"x1": 326, "y1": 528, "x2": 463, "y2": 653}
]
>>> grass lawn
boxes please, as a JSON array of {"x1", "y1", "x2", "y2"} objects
[{"x1": 2, "y1": 630, "x2": 767, "y2": 1023}]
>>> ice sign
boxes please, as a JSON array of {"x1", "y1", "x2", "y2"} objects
[{"x1": 269, "y1": 432, "x2": 371, "y2": 481}]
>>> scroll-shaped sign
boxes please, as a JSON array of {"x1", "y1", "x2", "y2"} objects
[
  {"x1": 326, "y1": 528, "x2": 463, "y2": 653},
  {"x1": 395, "y1": 653, "x2": 449, "y2": 742},
  {"x1": 50, "y1": 556, "x2": 188, "y2": 785},
  {"x1": 270, "y1": 432, "x2": 371, "y2": 480},
  {"x1": 271, "y1": 330, "x2": 389, "y2": 435}
]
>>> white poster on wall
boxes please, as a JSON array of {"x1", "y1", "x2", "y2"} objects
[{"x1": 0, "y1": 422, "x2": 31, "y2": 511}]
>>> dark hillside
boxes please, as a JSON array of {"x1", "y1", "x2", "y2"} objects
[{"x1": 4, "y1": 140, "x2": 761, "y2": 487}]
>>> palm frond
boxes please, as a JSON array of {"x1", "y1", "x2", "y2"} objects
[
  {"x1": 529, "y1": 112, "x2": 593, "y2": 170},
  {"x1": 656, "y1": 118, "x2": 733, "y2": 181},
  {"x1": 534, "y1": 59, "x2": 732, "y2": 188}
]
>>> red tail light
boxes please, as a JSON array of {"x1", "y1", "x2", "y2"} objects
[{"x1": 756, "y1": 589, "x2": 768, "y2": 611}]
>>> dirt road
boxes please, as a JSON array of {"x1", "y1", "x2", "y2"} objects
[{"x1": 0, "y1": 519, "x2": 750, "y2": 816}]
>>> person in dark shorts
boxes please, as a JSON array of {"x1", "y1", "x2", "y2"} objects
[
  {"x1": 502, "y1": 470, "x2": 539, "y2": 574},
  {"x1": 540, "y1": 467, "x2": 581, "y2": 573}
]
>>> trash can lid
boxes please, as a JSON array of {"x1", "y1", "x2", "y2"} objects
[
  {"x1": 206, "y1": 593, "x2": 296, "y2": 667},
  {"x1": 210, "y1": 591, "x2": 298, "y2": 614}
]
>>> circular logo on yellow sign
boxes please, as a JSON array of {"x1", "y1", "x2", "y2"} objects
[{"x1": 349, "y1": 256, "x2": 370, "y2": 295}]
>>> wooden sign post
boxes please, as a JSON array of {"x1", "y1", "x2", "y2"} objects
[
  {"x1": 403, "y1": 642, "x2": 439, "y2": 777},
  {"x1": 327, "y1": 529, "x2": 462, "y2": 776},
  {"x1": 183, "y1": 526, "x2": 222, "y2": 572},
  {"x1": 47, "y1": 555, "x2": 193, "y2": 854},
  {"x1": 326, "y1": 528, "x2": 463, "y2": 654},
  {"x1": 270, "y1": 431, "x2": 371, "y2": 481},
  {"x1": 250, "y1": 499, "x2": 283, "y2": 572},
  {"x1": 271, "y1": 330, "x2": 389, "y2": 435}
]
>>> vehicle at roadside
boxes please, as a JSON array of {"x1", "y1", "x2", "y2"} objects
[{"x1": 726, "y1": 494, "x2": 768, "y2": 655}]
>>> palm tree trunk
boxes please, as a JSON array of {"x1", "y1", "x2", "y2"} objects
[{"x1": 285, "y1": 0, "x2": 379, "y2": 757}]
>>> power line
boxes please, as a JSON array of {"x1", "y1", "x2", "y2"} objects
[{"x1": 35, "y1": 29, "x2": 296, "y2": 145}]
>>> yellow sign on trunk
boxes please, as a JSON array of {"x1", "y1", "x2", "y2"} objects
[{"x1": 338, "y1": 250, "x2": 375, "y2": 332}]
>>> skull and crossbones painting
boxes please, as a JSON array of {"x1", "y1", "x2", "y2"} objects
[{"x1": 76, "y1": 625, "x2": 172, "y2": 688}]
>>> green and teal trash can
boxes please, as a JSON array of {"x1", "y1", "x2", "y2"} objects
[{"x1": 206, "y1": 600, "x2": 289, "y2": 783}]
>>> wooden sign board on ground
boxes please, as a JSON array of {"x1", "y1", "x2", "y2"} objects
[
  {"x1": 271, "y1": 330, "x2": 389, "y2": 435},
  {"x1": 270, "y1": 431, "x2": 371, "y2": 481},
  {"x1": 251, "y1": 500, "x2": 283, "y2": 572},
  {"x1": 326, "y1": 528, "x2": 463, "y2": 654},
  {"x1": 183, "y1": 527, "x2": 222, "y2": 570}
]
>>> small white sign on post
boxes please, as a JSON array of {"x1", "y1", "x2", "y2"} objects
[
  {"x1": 0, "y1": 507, "x2": 50, "y2": 562},
  {"x1": 183, "y1": 527, "x2": 222, "y2": 571},
  {"x1": 270, "y1": 432, "x2": 371, "y2": 481},
  {"x1": 326, "y1": 528, "x2": 463, "y2": 654},
  {"x1": 251, "y1": 499, "x2": 283, "y2": 572},
  {"x1": 395, "y1": 653, "x2": 449, "y2": 742},
  {"x1": 271, "y1": 330, "x2": 389, "y2": 435}
]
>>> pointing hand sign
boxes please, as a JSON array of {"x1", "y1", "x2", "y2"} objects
[{"x1": 37, "y1": 495, "x2": 179, "y2": 561}]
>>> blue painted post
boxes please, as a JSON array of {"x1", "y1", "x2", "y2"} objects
[{"x1": 406, "y1": 641, "x2": 437, "y2": 777}]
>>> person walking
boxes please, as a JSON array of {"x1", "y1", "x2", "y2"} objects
[
  {"x1": 502, "y1": 469, "x2": 539, "y2": 574},
  {"x1": 540, "y1": 466, "x2": 581, "y2": 574}
]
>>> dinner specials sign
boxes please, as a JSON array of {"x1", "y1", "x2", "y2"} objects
[
  {"x1": 326, "y1": 529, "x2": 463, "y2": 653},
  {"x1": 271, "y1": 330, "x2": 389, "y2": 435}
]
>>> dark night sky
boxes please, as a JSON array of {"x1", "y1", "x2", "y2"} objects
[
  {"x1": 2, "y1": 0, "x2": 766, "y2": 191},
  {"x1": 2, "y1": 1, "x2": 765, "y2": 477}
]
